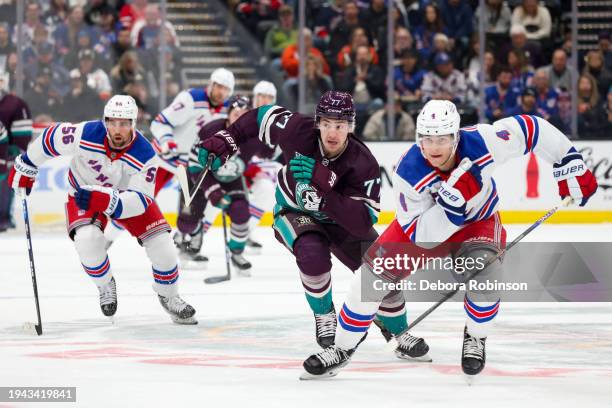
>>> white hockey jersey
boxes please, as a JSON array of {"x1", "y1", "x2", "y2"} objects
[
  {"x1": 150, "y1": 88, "x2": 229, "y2": 171},
  {"x1": 394, "y1": 114, "x2": 575, "y2": 245},
  {"x1": 25, "y1": 120, "x2": 157, "y2": 219}
]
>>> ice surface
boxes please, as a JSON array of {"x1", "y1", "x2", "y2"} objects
[{"x1": 1, "y1": 224, "x2": 611, "y2": 408}]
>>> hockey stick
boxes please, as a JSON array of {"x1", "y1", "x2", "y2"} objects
[
  {"x1": 176, "y1": 155, "x2": 214, "y2": 207},
  {"x1": 399, "y1": 196, "x2": 574, "y2": 334},
  {"x1": 204, "y1": 210, "x2": 232, "y2": 284},
  {"x1": 19, "y1": 189, "x2": 43, "y2": 336}
]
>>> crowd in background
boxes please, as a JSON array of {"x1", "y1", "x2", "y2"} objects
[
  {"x1": 0, "y1": 0, "x2": 182, "y2": 128},
  {"x1": 232, "y1": 0, "x2": 612, "y2": 140},
  {"x1": 1, "y1": 0, "x2": 611, "y2": 140}
]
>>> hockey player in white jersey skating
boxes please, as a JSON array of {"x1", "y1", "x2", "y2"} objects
[
  {"x1": 8, "y1": 95, "x2": 197, "y2": 324},
  {"x1": 103, "y1": 68, "x2": 235, "y2": 262},
  {"x1": 301, "y1": 100, "x2": 598, "y2": 379}
]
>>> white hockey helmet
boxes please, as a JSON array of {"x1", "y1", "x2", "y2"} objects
[
  {"x1": 209, "y1": 68, "x2": 235, "y2": 95},
  {"x1": 103, "y1": 94, "x2": 138, "y2": 128},
  {"x1": 416, "y1": 100, "x2": 460, "y2": 139},
  {"x1": 252, "y1": 80, "x2": 277, "y2": 103}
]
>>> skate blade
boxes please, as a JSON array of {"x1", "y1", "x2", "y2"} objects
[
  {"x1": 299, "y1": 369, "x2": 341, "y2": 380},
  {"x1": 171, "y1": 315, "x2": 198, "y2": 325},
  {"x1": 394, "y1": 351, "x2": 433, "y2": 362},
  {"x1": 464, "y1": 374, "x2": 478, "y2": 386},
  {"x1": 236, "y1": 268, "x2": 252, "y2": 277}
]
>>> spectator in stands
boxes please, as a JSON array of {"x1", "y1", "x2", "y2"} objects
[
  {"x1": 63, "y1": 29, "x2": 100, "y2": 71},
  {"x1": 263, "y1": 5, "x2": 297, "y2": 63},
  {"x1": 43, "y1": 0, "x2": 70, "y2": 32},
  {"x1": 485, "y1": 65, "x2": 518, "y2": 122},
  {"x1": 597, "y1": 31, "x2": 611, "y2": 71},
  {"x1": 362, "y1": 97, "x2": 415, "y2": 141},
  {"x1": 413, "y1": 3, "x2": 446, "y2": 62},
  {"x1": 577, "y1": 73, "x2": 607, "y2": 138},
  {"x1": 511, "y1": 0, "x2": 551, "y2": 41},
  {"x1": 393, "y1": 27, "x2": 415, "y2": 65},
  {"x1": 556, "y1": 88, "x2": 571, "y2": 135},
  {"x1": 0, "y1": 0, "x2": 17, "y2": 28},
  {"x1": 25, "y1": 42, "x2": 70, "y2": 98},
  {"x1": 110, "y1": 50, "x2": 145, "y2": 95},
  {"x1": 421, "y1": 52, "x2": 467, "y2": 104},
  {"x1": 3, "y1": 52, "x2": 18, "y2": 91},
  {"x1": 505, "y1": 87, "x2": 539, "y2": 117},
  {"x1": 14, "y1": 2, "x2": 43, "y2": 49},
  {"x1": 542, "y1": 49, "x2": 572, "y2": 92},
  {"x1": 235, "y1": 0, "x2": 284, "y2": 38},
  {"x1": 427, "y1": 32, "x2": 454, "y2": 69},
  {"x1": 110, "y1": 25, "x2": 133, "y2": 64},
  {"x1": 394, "y1": 49, "x2": 426, "y2": 104},
  {"x1": 119, "y1": 0, "x2": 148, "y2": 31},
  {"x1": 0, "y1": 23, "x2": 15, "y2": 71},
  {"x1": 466, "y1": 49, "x2": 497, "y2": 108},
  {"x1": 287, "y1": 55, "x2": 333, "y2": 113},
  {"x1": 281, "y1": 28, "x2": 330, "y2": 78},
  {"x1": 313, "y1": 0, "x2": 345, "y2": 45},
  {"x1": 336, "y1": 27, "x2": 378, "y2": 70},
  {"x1": 439, "y1": 0, "x2": 473, "y2": 58},
  {"x1": 532, "y1": 68, "x2": 559, "y2": 121},
  {"x1": 76, "y1": 49, "x2": 111, "y2": 101},
  {"x1": 22, "y1": 25, "x2": 50, "y2": 68},
  {"x1": 336, "y1": 44, "x2": 386, "y2": 134},
  {"x1": 96, "y1": 6, "x2": 118, "y2": 59},
  {"x1": 23, "y1": 66, "x2": 62, "y2": 119},
  {"x1": 605, "y1": 86, "x2": 612, "y2": 136},
  {"x1": 501, "y1": 24, "x2": 541, "y2": 68},
  {"x1": 132, "y1": 4, "x2": 178, "y2": 50},
  {"x1": 361, "y1": 0, "x2": 386, "y2": 49},
  {"x1": 63, "y1": 68, "x2": 103, "y2": 122},
  {"x1": 583, "y1": 50, "x2": 612, "y2": 99},
  {"x1": 329, "y1": 1, "x2": 363, "y2": 60},
  {"x1": 53, "y1": 5, "x2": 88, "y2": 57},
  {"x1": 85, "y1": 0, "x2": 115, "y2": 27},
  {"x1": 507, "y1": 48, "x2": 533, "y2": 94},
  {"x1": 474, "y1": 0, "x2": 512, "y2": 35}
]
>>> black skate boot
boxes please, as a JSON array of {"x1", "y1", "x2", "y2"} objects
[
  {"x1": 158, "y1": 294, "x2": 198, "y2": 325},
  {"x1": 314, "y1": 305, "x2": 337, "y2": 348},
  {"x1": 372, "y1": 319, "x2": 393, "y2": 342},
  {"x1": 462, "y1": 326, "x2": 486, "y2": 378},
  {"x1": 245, "y1": 237, "x2": 263, "y2": 254},
  {"x1": 395, "y1": 331, "x2": 432, "y2": 362},
  {"x1": 300, "y1": 345, "x2": 353, "y2": 380},
  {"x1": 230, "y1": 248, "x2": 252, "y2": 277},
  {"x1": 98, "y1": 277, "x2": 117, "y2": 317},
  {"x1": 175, "y1": 228, "x2": 209, "y2": 269}
]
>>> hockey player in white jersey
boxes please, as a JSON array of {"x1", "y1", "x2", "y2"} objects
[
  {"x1": 8, "y1": 95, "x2": 197, "y2": 324},
  {"x1": 103, "y1": 68, "x2": 235, "y2": 258},
  {"x1": 301, "y1": 100, "x2": 598, "y2": 379}
]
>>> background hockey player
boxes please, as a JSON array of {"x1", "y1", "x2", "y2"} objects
[
  {"x1": 8, "y1": 95, "x2": 197, "y2": 324},
  {"x1": 176, "y1": 94, "x2": 271, "y2": 274},
  {"x1": 103, "y1": 68, "x2": 235, "y2": 257},
  {"x1": 0, "y1": 80, "x2": 33, "y2": 232},
  {"x1": 301, "y1": 100, "x2": 598, "y2": 379},
  {"x1": 194, "y1": 91, "x2": 431, "y2": 359}
]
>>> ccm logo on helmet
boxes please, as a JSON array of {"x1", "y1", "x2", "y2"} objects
[{"x1": 553, "y1": 164, "x2": 584, "y2": 178}]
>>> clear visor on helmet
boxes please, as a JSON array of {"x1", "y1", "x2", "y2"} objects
[
  {"x1": 417, "y1": 132, "x2": 457, "y2": 147},
  {"x1": 104, "y1": 117, "x2": 134, "y2": 129}
]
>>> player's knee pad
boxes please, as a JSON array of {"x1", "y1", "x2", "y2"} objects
[
  {"x1": 294, "y1": 233, "x2": 332, "y2": 276},
  {"x1": 143, "y1": 232, "x2": 177, "y2": 270},
  {"x1": 228, "y1": 198, "x2": 250, "y2": 224},
  {"x1": 73, "y1": 225, "x2": 106, "y2": 260}
]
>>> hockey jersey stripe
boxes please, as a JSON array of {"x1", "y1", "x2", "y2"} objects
[
  {"x1": 152, "y1": 265, "x2": 179, "y2": 284},
  {"x1": 82, "y1": 257, "x2": 110, "y2": 277},
  {"x1": 414, "y1": 170, "x2": 438, "y2": 193},
  {"x1": 42, "y1": 124, "x2": 61, "y2": 157},
  {"x1": 155, "y1": 112, "x2": 174, "y2": 128},
  {"x1": 79, "y1": 140, "x2": 106, "y2": 154},
  {"x1": 514, "y1": 115, "x2": 539, "y2": 154},
  {"x1": 67, "y1": 170, "x2": 80, "y2": 190}
]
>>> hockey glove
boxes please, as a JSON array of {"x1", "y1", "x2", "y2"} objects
[
  {"x1": 197, "y1": 131, "x2": 238, "y2": 171},
  {"x1": 436, "y1": 158, "x2": 483, "y2": 226},
  {"x1": 8, "y1": 154, "x2": 38, "y2": 195},
  {"x1": 206, "y1": 186, "x2": 232, "y2": 210},
  {"x1": 159, "y1": 139, "x2": 181, "y2": 163},
  {"x1": 74, "y1": 185, "x2": 122, "y2": 218},
  {"x1": 289, "y1": 155, "x2": 338, "y2": 193},
  {"x1": 553, "y1": 147, "x2": 598, "y2": 207}
]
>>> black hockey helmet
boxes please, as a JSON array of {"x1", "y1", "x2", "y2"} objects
[{"x1": 315, "y1": 91, "x2": 355, "y2": 127}]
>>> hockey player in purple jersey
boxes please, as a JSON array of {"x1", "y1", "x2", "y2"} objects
[
  {"x1": 0, "y1": 86, "x2": 33, "y2": 232},
  {"x1": 299, "y1": 100, "x2": 598, "y2": 380},
  {"x1": 195, "y1": 91, "x2": 431, "y2": 360},
  {"x1": 176, "y1": 94, "x2": 274, "y2": 274}
]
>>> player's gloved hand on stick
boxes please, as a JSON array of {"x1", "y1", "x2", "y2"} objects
[
  {"x1": 553, "y1": 147, "x2": 598, "y2": 207},
  {"x1": 74, "y1": 185, "x2": 122, "y2": 218},
  {"x1": 8, "y1": 154, "x2": 38, "y2": 195},
  {"x1": 436, "y1": 158, "x2": 483, "y2": 226},
  {"x1": 207, "y1": 187, "x2": 232, "y2": 210},
  {"x1": 289, "y1": 155, "x2": 338, "y2": 193},
  {"x1": 160, "y1": 139, "x2": 180, "y2": 163},
  {"x1": 197, "y1": 131, "x2": 238, "y2": 171}
]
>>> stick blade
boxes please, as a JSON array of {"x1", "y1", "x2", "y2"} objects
[{"x1": 204, "y1": 275, "x2": 231, "y2": 284}]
